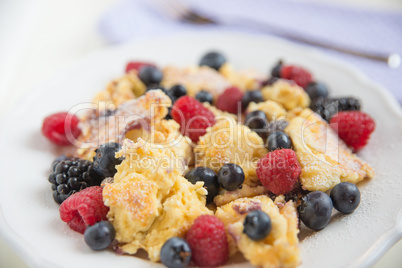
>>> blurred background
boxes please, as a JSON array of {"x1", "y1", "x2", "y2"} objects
[{"x1": 0, "y1": 0, "x2": 401, "y2": 267}]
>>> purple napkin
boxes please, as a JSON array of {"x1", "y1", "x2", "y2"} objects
[{"x1": 99, "y1": 0, "x2": 402, "y2": 103}]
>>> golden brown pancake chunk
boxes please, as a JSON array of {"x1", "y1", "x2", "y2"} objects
[
  {"x1": 103, "y1": 139, "x2": 211, "y2": 261},
  {"x1": 285, "y1": 108, "x2": 375, "y2": 191},
  {"x1": 76, "y1": 90, "x2": 171, "y2": 160},
  {"x1": 262, "y1": 80, "x2": 310, "y2": 110},
  {"x1": 215, "y1": 195, "x2": 300, "y2": 268}
]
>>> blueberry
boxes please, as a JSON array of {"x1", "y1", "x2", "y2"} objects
[
  {"x1": 139, "y1": 66, "x2": 163, "y2": 86},
  {"x1": 330, "y1": 182, "x2": 360, "y2": 214},
  {"x1": 305, "y1": 82, "x2": 329, "y2": 100},
  {"x1": 267, "y1": 131, "x2": 292, "y2": 151},
  {"x1": 242, "y1": 90, "x2": 263, "y2": 110},
  {"x1": 298, "y1": 191, "x2": 333, "y2": 231},
  {"x1": 84, "y1": 221, "x2": 115, "y2": 251},
  {"x1": 160, "y1": 237, "x2": 191, "y2": 268},
  {"x1": 199, "y1": 51, "x2": 227, "y2": 71},
  {"x1": 262, "y1": 76, "x2": 279, "y2": 87},
  {"x1": 244, "y1": 110, "x2": 269, "y2": 140},
  {"x1": 310, "y1": 97, "x2": 361, "y2": 122},
  {"x1": 218, "y1": 163, "x2": 245, "y2": 191},
  {"x1": 170, "y1": 85, "x2": 187, "y2": 99},
  {"x1": 93, "y1": 142, "x2": 123, "y2": 178},
  {"x1": 195, "y1": 90, "x2": 213, "y2": 104},
  {"x1": 243, "y1": 210, "x2": 272, "y2": 241},
  {"x1": 165, "y1": 107, "x2": 173, "y2": 120},
  {"x1": 271, "y1": 60, "x2": 283, "y2": 78},
  {"x1": 184, "y1": 167, "x2": 219, "y2": 203}
]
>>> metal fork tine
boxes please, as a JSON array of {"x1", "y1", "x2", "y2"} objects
[
  {"x1": 149, "y1": 0, "x2": 187, "y2": 21},
  {"x1": 151, "y1": 0, "x2": 215, "y2": 24},
  {"x1": 170, "y1": 0, "x2": 216, "y2": 24},
  {"x1": 166, "y1": 0, "x2": 190, "y2": 16},
  {"x1": 152, "y1": 0, "x2": 399, "y2": 67}
]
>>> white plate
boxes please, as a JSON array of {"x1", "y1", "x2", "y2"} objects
[{"x1": 0, "y1": 32, "x2": 401, "y2": 268}]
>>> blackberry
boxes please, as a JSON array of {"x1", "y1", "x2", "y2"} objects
[
  {"x1": 283, "y1": 182, "x2": 309, "y2": 203},
  {"x1": 266, "y1": 120, "x2": 289, "y2": 137},
  {"x1": 49, "y1": 157, "x2": 102, "y2": 204},
  {"x1": 311, "y1": 97, "x2": 361, "y2": 121},
  {"x1": 270, "y1": 60, "x2": 283, "y2": 78},
  {"x1": 51, "y1": 154, "x2": 69, "y2": 170},
  {"x1": 261, "y1": 76, "x2": 279, "y2": 88},
  {"x1": 93, "y1": 142, "x2": 123, "y2": 178}
]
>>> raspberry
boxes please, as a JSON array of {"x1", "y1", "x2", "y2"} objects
[
  {"x1": 280, "y1": 65, "x2": 312, "y2": 88},
  {"x1": 171, "y1": 96, "x2": 216, "y2": 143},
  {"x1": 215, "y1": 87, "x2": 244, "y2": 114},
  {"x1": 42, "y1": 112, "x2": 81, "y2": 146},
  {"x1": 186, "y1": 215, "x2": 228, "y2": 267},
  {"x1": 329, "y1": 111, "x2": 375, "y2": 151},
  {"x1": 256, "y1": 149, "x2": 301, "y2": 195},
  {"x1": 59, "y1": 186, "x2": 109, "y2": 234},
  {"x1": 125, "y1": 61, "x2": 156, "y2": 73}
]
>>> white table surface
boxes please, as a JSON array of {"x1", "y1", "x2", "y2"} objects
[{"x1": 0, "y1": 0, "x2": 401, "y2": 267}]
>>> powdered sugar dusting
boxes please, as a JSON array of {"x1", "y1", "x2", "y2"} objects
[
  {"x1": 76, "y1": 90, "x2": 170, "y2": 158},
  {"x1": 299, "y1": 121, "x2": 402, "y2": 267}
]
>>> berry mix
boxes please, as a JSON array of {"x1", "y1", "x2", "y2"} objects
[{"x1": 42, "y1": 51, "x2": 376, "y2": 268}]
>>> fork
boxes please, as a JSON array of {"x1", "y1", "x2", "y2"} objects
[{"x1": 151, "y1": 0, "x2": 400, "y2": 69}]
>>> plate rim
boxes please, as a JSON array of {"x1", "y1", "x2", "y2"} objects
[{"x1": 0, "y1": 30, "x2": 401, "y2": 268}]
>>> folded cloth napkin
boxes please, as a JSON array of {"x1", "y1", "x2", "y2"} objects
[{"x1": 99, "y1": 0, "x2": 402, "y2": 103}]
